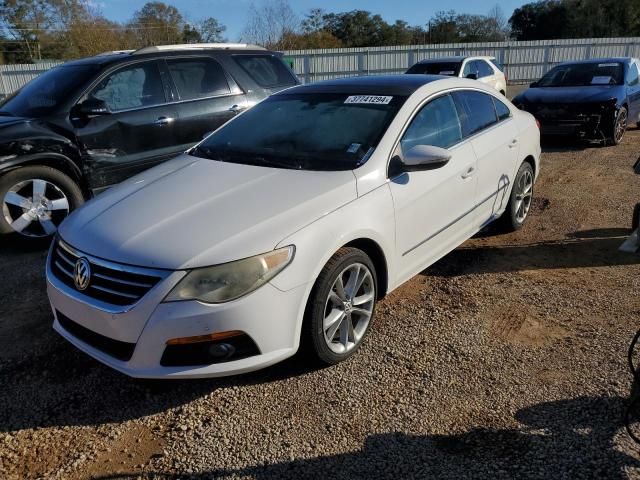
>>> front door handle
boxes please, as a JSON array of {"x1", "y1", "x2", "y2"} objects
[
  {"x1": 154, "y1": 116, "x2": 174, "y2": 126},
  {"x1": 461, "y1": 166, "x2": 475, "y2": 179},
  {"x1": 228, "y1": 104, "x2": 246, "y2": 113}
]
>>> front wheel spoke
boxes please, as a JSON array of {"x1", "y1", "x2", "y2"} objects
[
  {"x1": 339, "y1": 315, "x2": 350, "y2": 346},
  {"x1": 515, "y1": 199, "x2": 523, "y2": 215},
  {"x1": 325, "y1": 310, "x2": 344, "y2": 339},
  {"x1": 328, "y1": 290, "x2": 342, "y2": 306},
  {"x1": 32, "y1": 179, "x2": 47, "y2": 198},
  {"x1": 344, "y1": 265, "x2": 361, "y2": 298},
  {"x1": 334, "y1": 275, "x2": 347, "y2": 301},
  {"x1": 4, "y1": 191, "x2": 30, "y2": 208},
  {"x1": 49, "y1": 197, "x2": 69, "y2": 211},
  {"x1": 39, "y1": 218, "x2": 57, "y2": 235},
  {"x1": 11, "y1": 213, "x2": 33, "y2": 232},
  {"x1": 353, "y1": 291, "x2": 374, "y2": 306},
  {"x1": 352, "y1": 306, "x2": 372, "y2": 317}
]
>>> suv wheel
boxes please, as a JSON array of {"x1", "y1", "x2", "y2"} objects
[
  {"x1": 303, "y1": 247, "x2": 377, "y2": 365},
  {"x1": 498, "y1": 162, "x2": 534, "y2": 232},
  {"x1": 0, "y1": 166, "x2": 84, "y2": 239}
]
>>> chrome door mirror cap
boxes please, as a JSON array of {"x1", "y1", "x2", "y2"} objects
[{"x1": 402, "y1": 145, "x2": 452, "y2": 172}]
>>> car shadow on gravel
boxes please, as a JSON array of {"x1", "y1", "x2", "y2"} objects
[
  {"x1": 425, "y1": 236, "x2": 639, "y2": 278},
  {"x1": 0, "y1": 342, "x2": 317, "y2": 433},
  {"x1": 93, "y1": 395, "x2": 639, "y2": 479}
]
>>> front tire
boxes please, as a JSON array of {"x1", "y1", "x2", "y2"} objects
[
  {"x1": 498, "y1": 162, "x2": 534, "y2": 232},
  {"x1": 302, "y1": 247, "x2": 377, "y2": 366},
  {"x1": 0, "y1": 166, "x2": 84, "y2": 239},
  {"x1": 608, "y1": 107, "x2": 628, "y2": 146},
  {"x1": 633, "y1": 203, "x2": 640, "y2": 232}
]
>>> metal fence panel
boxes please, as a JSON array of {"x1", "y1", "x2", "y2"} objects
[{"x1": 1, "y1": 37, "x2": 639, "y2": 95}]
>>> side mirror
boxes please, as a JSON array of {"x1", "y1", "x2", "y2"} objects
[
  {"x1": 466, "y1": 73, "x2": 478, "y2": 80},
  {"x1": 402, "y1": 145, "x2": 452, "y2": 172},
  {"x1": 530, "y1": 81, "x2": 538, "y2": 88},
  {"x1": 76, "y1": 98, "x2": 111, "y2": 117}
]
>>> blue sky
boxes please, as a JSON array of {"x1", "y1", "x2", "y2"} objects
[{"x1": 99, "y1": 0, "x2": 530, "y2": 40}]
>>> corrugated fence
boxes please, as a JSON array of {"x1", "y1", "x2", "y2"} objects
[
  {"x1": 284, "y1": 37, "x2": 640, "y2": 84},
  {"x1": 0, "y1": 37, "x2": 639, "y2": 95}
]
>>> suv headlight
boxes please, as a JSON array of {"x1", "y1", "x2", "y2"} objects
[{"x1": 165, "y1": 246, "x2": 294, "y2": 304}]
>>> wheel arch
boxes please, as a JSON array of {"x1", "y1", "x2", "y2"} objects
[
  {"x1": 0, "y1": 153, "x2": 88, "y2": 197},
  {"x1": 523, "y1": 154, "x2": 536, "y2": 177},
  {"x1": 343, "y1": 237, "x2": 389, "y2": 300}
]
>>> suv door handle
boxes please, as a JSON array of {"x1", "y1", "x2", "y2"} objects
[
  {"x1": 508, "y1": 139, "x2": 519, "y2": 148},
  {"x1": 228, "y1": 104, "x2": 246, "y2": 113},
  {"x1": 154, "y1": 116, "x2": 174, "y2": 126},
  {"x1": 461, "y1": 166, "x2": 475, "y2": 179}
]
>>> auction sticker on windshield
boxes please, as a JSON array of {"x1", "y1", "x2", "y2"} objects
[{"x1": 345, "y1": 95, "x2": 393, "y2": 105}]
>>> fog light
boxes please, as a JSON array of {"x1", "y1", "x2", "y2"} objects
[{"x1": 208, "y1": 342, "x2": 235, "y2": 360}]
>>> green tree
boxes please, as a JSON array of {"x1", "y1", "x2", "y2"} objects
[{"x1": 128, "y1": 1, "x2": 184, "y2": 46}]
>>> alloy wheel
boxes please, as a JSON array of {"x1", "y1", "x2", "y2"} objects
[
  {"x1": 615, "y1": 109, "x2": 628, "y2": 144},
  {"x1": 2, "y1": 178, "x2": 70, "y2": 237},
  {"x1": 323, "y1": 263, "x2": 375, "y2": 354},
  {"x1": 514, "y1": 169, "x2": 533, "y2": 223}
]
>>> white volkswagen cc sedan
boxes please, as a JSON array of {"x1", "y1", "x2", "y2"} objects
[{"x1": 46, "y1": 75, "x2": 540, "y2": 378}]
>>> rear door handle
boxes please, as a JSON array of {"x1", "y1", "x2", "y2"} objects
[
  {"x1": 508, "y1": 139, "x2": 519, "y2": 148},
  {"x1": 461, "y1": 166, "x2": 475, "y2": 179},
  {"x1": 154, "y1": 116, "x2": 174, "y2": 126},
  {"x1": 229, "y1": 104, "x2": 246, "y2": 113}
]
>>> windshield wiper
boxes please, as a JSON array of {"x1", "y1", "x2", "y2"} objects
[{"x1": 189, "y1": 146, "x2": 302, "y2": 170}]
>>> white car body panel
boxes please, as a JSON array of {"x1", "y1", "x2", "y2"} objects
[{"x1": 47, "y1": 77, "x2": 540, "y2": 378}]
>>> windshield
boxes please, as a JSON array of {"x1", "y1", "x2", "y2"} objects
[
  {"x1": 537, "y1": 62, "x2": 624, "y2": 87},
  {"x1": 190, "y1": 93, "x2": 406, "y2": 171},
  {"x1": 0, "y1": 64, "x2": 99, "y2": 117},
  {"x1": 406, "y1": 62, "x2": 461, "y2": 76}
]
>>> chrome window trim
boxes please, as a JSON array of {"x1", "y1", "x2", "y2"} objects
[{"x1": 386, "y1": 87, "x2": 514, "y2": 177}]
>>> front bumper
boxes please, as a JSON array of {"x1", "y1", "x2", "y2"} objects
[
  {"x1": 521, "y1": 103, "x2": 617, "y2": 139},
  {"x1": 46, "y1": 250, "x2": 309, "y2": 379}
]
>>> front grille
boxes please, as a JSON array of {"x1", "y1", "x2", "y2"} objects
[
  {"x1": 50, "y1": 239, "x2": 165, "y2": 307},
  {"x1": 57, "y1": 310, "x2": 135, "y2": 361}
]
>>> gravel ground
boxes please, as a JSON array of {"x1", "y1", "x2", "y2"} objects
[{"x1": 1, "y1": 128, "x2": 640, "y2": 479}]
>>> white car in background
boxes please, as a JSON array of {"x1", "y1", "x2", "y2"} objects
[
  {"x1": 46, "y1": 75, "x2": 540, "y2": 378},
  {"x1": 407, "y1": 56, "x2": 508, "y2": 96}
]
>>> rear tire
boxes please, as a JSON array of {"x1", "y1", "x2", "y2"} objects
[
  {"x1": 633, "y1": 203, "x2": 640, "y2": 232},
  {"x1": 302, "y1": 247, "x2": 377, "y2": 366},
  {"x1": 0, "y1": 166, "x2": 84, "y2": 239},
  {"x1": 498, "y1": 162, "x2": 534, "y2": 232}
]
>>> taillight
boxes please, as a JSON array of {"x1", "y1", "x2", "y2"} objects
[{"x1": 535, "y1": 118, "x2": 541, "y2": 130}]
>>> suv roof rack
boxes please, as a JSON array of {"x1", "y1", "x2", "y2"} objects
[
  {"x1": 97, "y1": 49, "x2": 135, "y2": 56},
  {"x1": 132, "y1": 43, "x2": 266, "y2": 55}
]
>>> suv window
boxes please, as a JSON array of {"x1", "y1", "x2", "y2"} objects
[
  {"x1": 166, "y1": 58, "x2": 230, "y2": 100},
  {"x1": 493, "y1": 97, "x2": 511, "y2": 121},
  {"x1": 400, "y1": 94, "x2": 462, "y2": 152},
  {"x1": 627, "y1": 61, "x2": 639, "y2": 86},
  {"x1": 453, "y1": 91, "x2": 498, "y2": 137},
  {"x1": 489, "y1": 58, "x2": 504, "y2": 72},
  {"x1": 91, "y1": 61, "x2": 165, "y2": 112},
  {"x1": 462, "y1": 61, "x2": 477, "y2": 78},
  {"x1": 233, "y1": 55, "x2": 297, "y2": 88},
  {"x1": 477, "y1": 60, "x2": 495, "y2": 78}
]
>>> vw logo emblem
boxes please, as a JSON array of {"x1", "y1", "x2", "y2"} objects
[{"x1": 74, "y1": 258, "x2": 91, "y2": 291}]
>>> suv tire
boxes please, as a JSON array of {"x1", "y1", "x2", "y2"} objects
[{"x1": 0, "y1": 166, "x2": 84, "y2": 238}]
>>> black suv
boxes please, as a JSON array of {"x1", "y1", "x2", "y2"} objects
[{"x1": 0, "y1": 43, "x2": 299, "y2": 239}]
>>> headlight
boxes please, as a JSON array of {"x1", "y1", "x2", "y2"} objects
[{"x1": 165, "y1": 246, "x2": 294, "y2": 304}]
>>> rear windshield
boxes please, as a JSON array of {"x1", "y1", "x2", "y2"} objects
[
  {"x1": 0, "y1": 64, "x2": 99, "y2": 117},
  {"x1": 233, "y1": 54, "x2": 298, "y2": 88},
  {"x1": 406, "y1": 62, "x2": 461, "y2": 76},
  {"x1": 537, "y1": 62, "x2": 624, "y2": 87},
  {"x1": 190, "y1": 92, "x2": 407, "y2": 171}
]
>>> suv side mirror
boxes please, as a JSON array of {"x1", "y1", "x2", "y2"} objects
[
  {"x1": 466, "y1": 73, "x2": 478, "y2": 80},
  {"x1": 402, "y1": 145, "x2": 452, "y2": 172},
  {"x1": 76, "y1": 98, "x2": 111, "y2": 117},
  {"x1": 530, "y1": 81, "x2": 538, "y2": 88}
]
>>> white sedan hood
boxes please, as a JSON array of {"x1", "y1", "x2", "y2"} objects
[{"x1": 59, "y1": 154, "x2": 357, "y2": 270}]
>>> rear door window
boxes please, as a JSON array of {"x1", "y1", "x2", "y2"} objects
[
  {"x1": 477, "y1": 60, "x2": 495, "y2": 78},
  {"x1": 233, "y1": 55, "x2": 298, "y2": 88},
  {"x1": 493, "y1": 97, "x2": 511, "y2": 121},
  {"x1": 400, "y1": 94, "x2": 462, "y2": 152},
  {"x1": 452, "y1": 91, "x2": 498, "y2": 137},
  {"x1": 166, "y1": 58, "x2": 231, "y2": 100}
]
